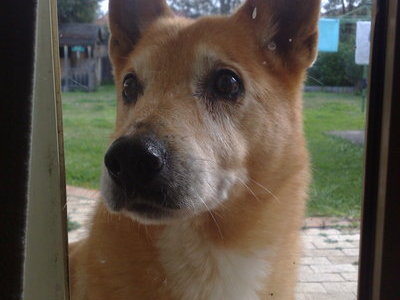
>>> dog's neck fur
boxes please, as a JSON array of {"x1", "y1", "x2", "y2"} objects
[
  {"x1": 77, "y1": 159, "x2": 306, "y2": 300},
  {"x1": 90, "y1": 173, "x2": 304, "y2": 299},
  {"x1": 156, "y1": 219, "x2": 273, "y2": 300},
  {"x1": 150, "y1": 176, "x2": 304, "y2": 300}
]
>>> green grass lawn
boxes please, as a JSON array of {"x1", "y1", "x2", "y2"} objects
[
  {"x1": 62, "y1": 86, "x2": 365, "y2": 218},
  {"x1": 304, "y1": 92, "x2": 365, "y2": 218},
  {"x1": 62, "y1": 85, "x2": 116, "y2": 188}
]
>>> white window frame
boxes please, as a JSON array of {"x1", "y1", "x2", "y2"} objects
[{"x1": 23, "y1": 0, "x2": 69, "y2": 299}]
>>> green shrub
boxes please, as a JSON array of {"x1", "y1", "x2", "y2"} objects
[
  {"x1": 68, "y1": 218, "x2": 80, "y2": 232},
  {"x1": 307, "y1": 36, "x2": 364, "y2": 87}
]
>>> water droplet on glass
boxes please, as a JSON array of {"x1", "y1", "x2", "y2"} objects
[
  {"x1": 268, "y1": 41, "x2": 277, "y2": 51},
  {"x1": 252, "y1": 7, "x2": 257, "y2": 19}
]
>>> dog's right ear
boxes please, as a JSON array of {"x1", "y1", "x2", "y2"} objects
[
  {"x1": 108, "y1": 0, "x2": 173, "y2": 67},
  {"x1": 233, "y1": 0, "x2": 321, "y2": 71}
]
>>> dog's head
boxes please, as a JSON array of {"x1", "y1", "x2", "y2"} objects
[{"x1": 102, "y1": 0, "x2": 320, "y2": 223}]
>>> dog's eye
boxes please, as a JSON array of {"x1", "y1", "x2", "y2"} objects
[
  {"x1": 122, "y1": 73, "x2": 142, "y2": 104},
  {"x1": 212, "y1": 69, "x2": 243, "y2": 101}
]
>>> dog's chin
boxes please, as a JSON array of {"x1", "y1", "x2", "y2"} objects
[
  {"x1": 100, "y1": 167, "x2": 242, "y2": 225},
  {"x1": 101, "y1": 188, "x2": 225, "y2": 225},
  {"x1": 102, "y1": 194, "x2": 185, "y2": 224},
  {"x1": 120, "y1": 204, "x2": 184, "y2": 225},
  {"x1": 102, "y1": 192, "x2": 185, "y2": 225},
  {"x1": 101, "y1": 178, "x2": 191, "y2": 225},
  {"x1": 104, "y1": 192, "x2": 229, "y2": 225}
]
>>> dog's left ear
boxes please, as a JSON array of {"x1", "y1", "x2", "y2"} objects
[
  {"x1": 233, "y1": 0, "x2": 321, "y2": 70},
  {"x1": 108, "y1": 0, "x2": 173, "y2": 67}
]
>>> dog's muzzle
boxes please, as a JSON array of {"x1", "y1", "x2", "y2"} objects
[{"x1": 103, "y1": 134, "x2": 181, "y2": 216}]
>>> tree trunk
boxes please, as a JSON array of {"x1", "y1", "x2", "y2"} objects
[
  {"x1": 219, "y1": 0, "x2": 229, "y2": 14},
  {"x1": 348, "y1": 0, "x2": 355, "y2": 12},
  {"x1": 341, "y1": 0, "x2": 346, "y2": 14}
]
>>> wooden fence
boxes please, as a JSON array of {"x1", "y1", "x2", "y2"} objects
[{"x1": 61, "y1": 61, "x2": 97, "y2": 92}]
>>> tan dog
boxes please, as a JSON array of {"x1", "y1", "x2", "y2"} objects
[{"x1": 69, "y1": 0, "x2": 320, "y2": 299}]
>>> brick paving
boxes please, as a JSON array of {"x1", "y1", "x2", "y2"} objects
[
  {"x1": 67, "y1": 186, "x2": 360, "y2": 300},
  {"x1": 297, "y1": 227, "x2": 359, "y2": 299}
]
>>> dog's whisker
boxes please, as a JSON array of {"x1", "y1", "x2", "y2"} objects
[
  {"x1": 236, "y1": 177, "x2": 261, "y2": 204},
  {"x1": 190, "y1": 158, "x2": 218, "y2": 164},
  {"x1": 143, "y1": 223, "x2": 152, "y2": 243},
  {"x1": 199, "y1": 197, "x2": 224, "y2": 240},
  {"x1": 200, "y1": 168, "x2": 278, "y2": 204},
  {"x1": 248, "y1": 178, "x2": 280, "y2": 202},
  {"x1": 187, "y1": 195, "x2": 197, "y2": 212},
  {"x1": 188, "y1": 159, "x2": 278, "y2": 207}
]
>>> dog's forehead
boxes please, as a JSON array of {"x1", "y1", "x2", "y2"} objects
[
  {"x1": 127, "y1": 18, "x2": 195, "y2": 73},
  {"x1": 131, "y1": 43, "x2": 224, "y2": 77},
  {"x1": 126, "y1": 17, "x2": 253, "y2": 79}
]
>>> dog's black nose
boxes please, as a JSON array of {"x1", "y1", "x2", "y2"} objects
[{"x1": 104, "y1": 135, "x2": 166, "y2": 195}]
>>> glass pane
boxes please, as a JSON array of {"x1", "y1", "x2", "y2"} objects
[{"x1": 62, "y1": 1, "x2": 373, "y2": 299}]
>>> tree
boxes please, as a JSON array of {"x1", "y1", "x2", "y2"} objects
[
  {"x1": 307, "y1": 38, "x2": 363, "y2": 87},
  {"x1": 307, "y1": 0, "x2": 371, "y2": 87},
  {"x1": 167, "y1": 0, "x2": 242, "y2": 18},
  {"x1": 219, "y1": 0, "x2": 242, "y2": 14},
  {"x1": 167, "y1": 0, "x2": 216, "y2": 17},
  {"x1": 58, "y1": 0, "x2": 102, "y2": 23},
  {"x1": 323, "y1": 0, "x2": 370, "y2": 16}
]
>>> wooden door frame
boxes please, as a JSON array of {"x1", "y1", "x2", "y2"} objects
[
  {"x1": 1, "y1": 0, "x2": 399, "y2": 299},
  {"x1": 358, "y1": 0, "x2": 400, "y2": 299}
]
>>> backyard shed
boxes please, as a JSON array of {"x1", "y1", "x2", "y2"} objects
[{"x1": 59, "y1": 23, "x2": 109, "y2": 91}]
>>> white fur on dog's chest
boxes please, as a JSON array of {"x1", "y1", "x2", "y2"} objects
[{"x1": 157, "y1": 223, "x2": 271, "y2": 300}]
